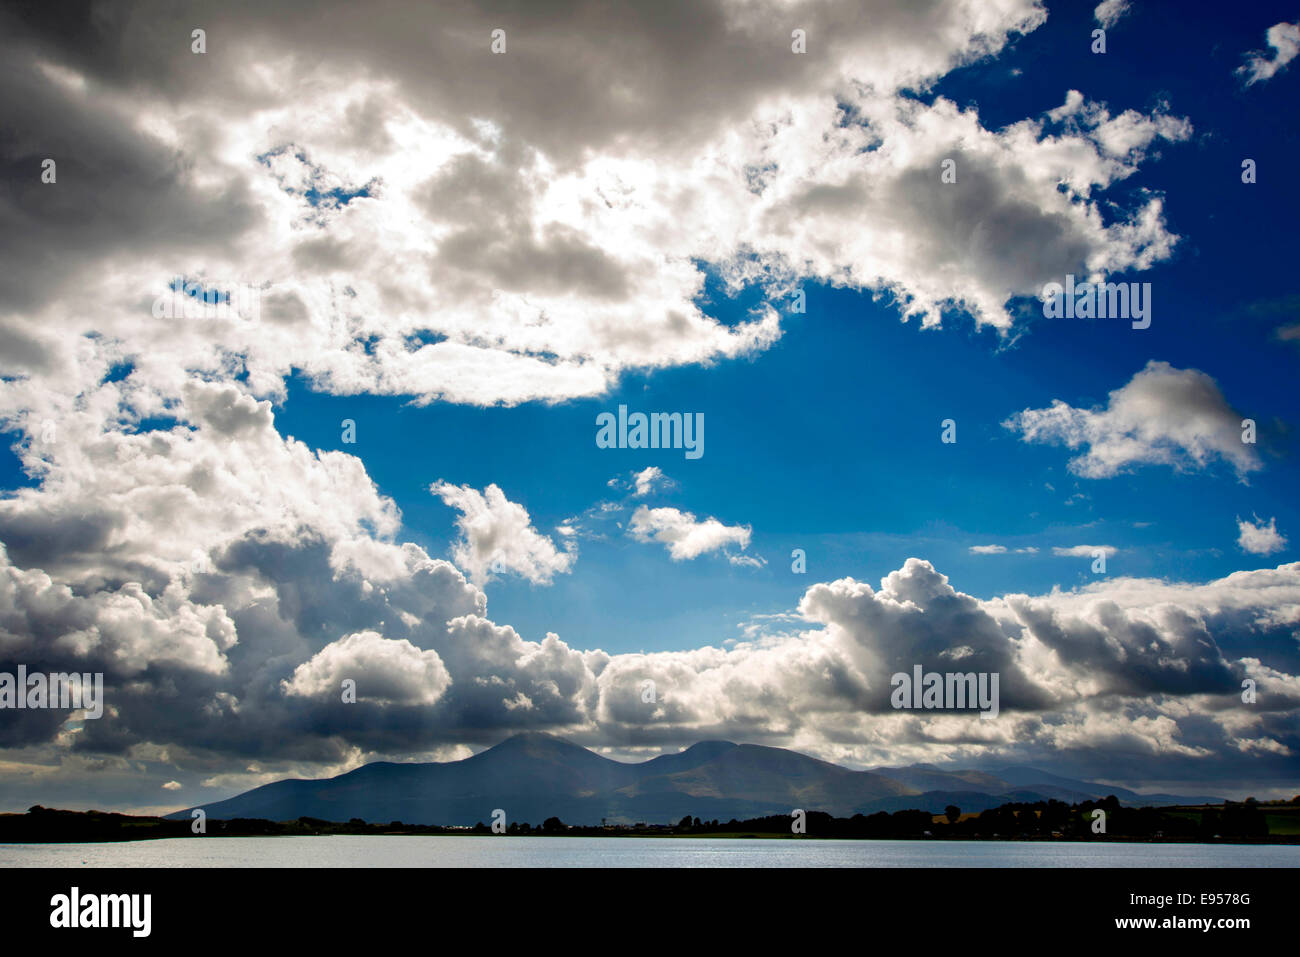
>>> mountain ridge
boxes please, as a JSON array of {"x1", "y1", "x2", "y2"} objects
[{"x1": 167, "y1": 733, "x2": 1223, "y2": 825}]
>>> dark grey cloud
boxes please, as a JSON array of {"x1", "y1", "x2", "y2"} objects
[
  {"x1": 799, "y1": 559, "x2": 1056, "y2": 714},
  {"x1": 0, "y1": 507, "x2": 123, "y2": 570},
  {"x1": 0, "y1": 40, "x2": 260, "y2": 315},
  {"x1": 1, "y1": 0, "x2": 1033, "y2": 162},
  {"x1": 1010, "y1": 596, "x2": 1243, "y2": 697}
]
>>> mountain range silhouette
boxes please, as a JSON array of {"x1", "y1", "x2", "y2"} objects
[{"x1": 167, "y1": 732, "x2": 1223, "y2": 826}]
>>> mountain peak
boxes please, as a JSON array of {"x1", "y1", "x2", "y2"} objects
[
  {"x1": 683, "y1": 740, "x2": 738, "y2": 753},
  {"x1": 488, "y1": 731, "x2": 570, "y2": 750},
  {"x1": 479, "y1": 731, "x2": 604, "y2": 762}
]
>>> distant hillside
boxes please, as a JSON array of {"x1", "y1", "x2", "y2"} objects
[{"x1": 167, "y1": 733, "x2": 1223, "y2": 826}]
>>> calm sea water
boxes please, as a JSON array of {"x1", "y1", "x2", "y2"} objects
[{"x1": 2, "y1": 836, "x2": 1297, "y2": 867}]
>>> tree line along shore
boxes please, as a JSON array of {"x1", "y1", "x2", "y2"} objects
[{"x1": 3, "y1": 796, "x2": 1298, "y2": 844}]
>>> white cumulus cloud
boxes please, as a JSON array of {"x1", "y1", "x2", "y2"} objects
[
  {"x1": 1237, "y1": 515, "x2": 1288, "y2": 556},
  {"x1": 282, "y1": 630, "x2": 452, "y2": 706},
  {"x1": 1237, "y1": 21, "x2": 1300, "y2": 86},
  {"x1": 1004, "y1": 361, "x2": 1260, "y2": 479},
  {"x1": 1094, "y1": 0, "x2": 1132, "y2": 29},
  {"x1": 629, "y1": 505, "x2": 752, "y2": 561},
  {"x1": 431, "y1": 482, "x2": 575, "y2": 585}
]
